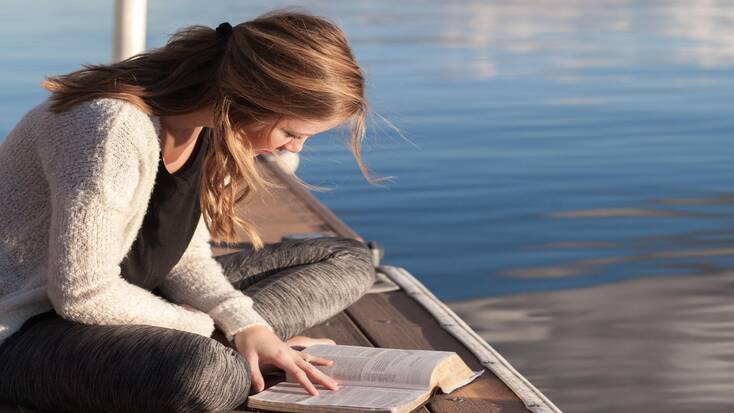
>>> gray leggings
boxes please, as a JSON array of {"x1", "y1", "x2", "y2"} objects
[{"x1": 0, "y1": 236, "x2": 375, "y2": 413}]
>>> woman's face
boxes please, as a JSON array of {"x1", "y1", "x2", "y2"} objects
[{"x1": 245, "y1": 117, "x2": 344, "y2": 155}]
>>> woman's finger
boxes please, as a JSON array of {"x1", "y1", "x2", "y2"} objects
[
  {"x1": 246, "y1": 353, "x2": 265, "y2": 393},
  {"x1": 286, "y1": 362, "x2": 319, "y2": 396},
  {"x1": 301, "y1": 353, "x2": 334, "y2": 366},
  {"x1": 297, "y1": 358, "x2": 339, "y2": 391}
]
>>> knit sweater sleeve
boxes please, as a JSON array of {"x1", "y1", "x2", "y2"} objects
[
  {"x1": 42, "y1": 100, "x2": 215, "y2": 338},
  {"x1": 158, "y1": 215, "x2": 274, "y2": 342}
]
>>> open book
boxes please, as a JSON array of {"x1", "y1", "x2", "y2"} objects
[{"x1": 248, "y1": 344, "x2": 484, "y2": 413}]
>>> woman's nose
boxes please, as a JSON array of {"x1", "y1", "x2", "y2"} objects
[{"x1": 283, "y1": 139, "x2": 304, "y2": 153}]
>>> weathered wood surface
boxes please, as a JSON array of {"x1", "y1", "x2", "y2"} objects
[{"x1": 211, "y1": 155, "x2": 359, "y2": 256}]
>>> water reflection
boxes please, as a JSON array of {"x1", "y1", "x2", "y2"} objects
[
  {"x1": 449, "y1": 270, "x2": 734, "y2": 413},
  {"x1": 450, "y1": 190, "x2": 734, "y2": 411},
  {"x1": 664, "y1": 0, "x2": 734, "y2": 68},
  {"x1": 430, "y1": 0, "x2": 734, "y2": 82}
]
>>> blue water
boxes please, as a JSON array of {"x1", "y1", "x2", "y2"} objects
[{"x1": 2, "y1": 1, "x2": 734, "y2": 412}]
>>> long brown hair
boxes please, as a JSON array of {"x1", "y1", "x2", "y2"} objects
[{"x1": 41, "y1": 9, "x2": 381, "y2": 249}]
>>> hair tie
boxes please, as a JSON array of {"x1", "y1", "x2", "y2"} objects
[{"x1": 216, "y1": 22, "x2": 232, "y2": 42}]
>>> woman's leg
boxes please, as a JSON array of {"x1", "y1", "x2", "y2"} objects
[
  {"x1": 0, "y1": 310, "x2": 250, "y2": 413},
  {"x1": 214, "y1": 236, "x2": 375, "y2": 341},
  {"x1": 0, "y1": 237, "x2": 374, "y2": 412}
]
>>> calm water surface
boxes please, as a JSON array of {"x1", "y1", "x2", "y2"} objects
[{"x1": 1, "y1": 1, "x2": 733, "y2": 412}]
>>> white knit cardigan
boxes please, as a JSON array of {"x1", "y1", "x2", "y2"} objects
[{"x1": 0, "y1": 97, "x2": 272, "y2": 347}]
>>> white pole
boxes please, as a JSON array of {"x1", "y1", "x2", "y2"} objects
[{"x1": 112, "y1": 0, "x2": 148, "y2": 63}]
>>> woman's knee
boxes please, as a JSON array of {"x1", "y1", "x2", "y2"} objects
[
  {"x1": 0, "y1": 316, "x2": 251, "y2": 413},
  {"x1": 153, "y1": 332, "x2": 251, "y2": 413},
  {"x1": 320, "y1": 237, "x2": 376, "y2": 296}
]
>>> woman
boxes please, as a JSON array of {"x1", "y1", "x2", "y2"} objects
[{"x1": 0, "y1": 9, "x2": 377, "y2": 413}]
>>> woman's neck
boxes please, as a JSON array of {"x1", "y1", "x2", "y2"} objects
[{"x1": 158, "y1": 107, "x2": 213, "y2": 174}]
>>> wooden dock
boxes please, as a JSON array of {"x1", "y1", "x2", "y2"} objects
[
  {"x1": 0, "y1": 154, "x2": 554, "y2": 413},
  {"x1": 218, "y1": 155, "x2": 541, "y2": 413}
]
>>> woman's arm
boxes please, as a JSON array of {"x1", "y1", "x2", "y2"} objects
[
  {"x1": 157, "y1": 214, "x2": 273, "y2": 342},
  {"x1": 43, "y1": 100, "x2": 214, "y2": 337},
  {"x1": 159, "y1": 216, "x2": 342, "y2": 396}
]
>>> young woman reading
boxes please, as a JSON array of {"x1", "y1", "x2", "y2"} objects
[{"x1": 0, "y1": 10, "x2": 377, "y2": 412}]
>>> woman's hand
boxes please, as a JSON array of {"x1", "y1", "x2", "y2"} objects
[{"x1": 234, "y1": 325, "x2": 340, "y2": 396}]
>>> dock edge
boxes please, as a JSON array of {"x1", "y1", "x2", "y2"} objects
[{"x1": 377, "y1": 265, "x2": 563, "y2": 413}]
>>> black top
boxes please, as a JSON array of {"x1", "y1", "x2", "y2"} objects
[{"x1": 120, "y1": 127, "x2": 210, "y2": 291}]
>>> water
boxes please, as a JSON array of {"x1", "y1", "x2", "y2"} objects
[{"x1": 1, "y1": 1, "x2": 733, "y2": 412}]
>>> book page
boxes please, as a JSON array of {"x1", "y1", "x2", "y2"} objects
[
  {"x1": 441, "y1": 369, "x2": 484, "y2": 393},
  {"x1": 249, "y1": 382, "x2": 427, "y2": 412},
  {"x1": 299, "y1": 344, "x2": 454, "y2": 389},
  {"x1": 433, "y1": 353, "x2": 486, "y2": 393}
]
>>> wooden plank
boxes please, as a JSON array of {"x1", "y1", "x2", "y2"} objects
[
  {"x1": 347, "y1": 292, "x2": 532, "y2": 413},
  {"x1": 210, "y1": 158, "x2": 344, "y2": 256},
  {"x1": 300, "y1": 311, "x2": 374, "y2": 346},
  {"x1": 257, "y1": 156, "x2": 361, "y2": 240}
]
